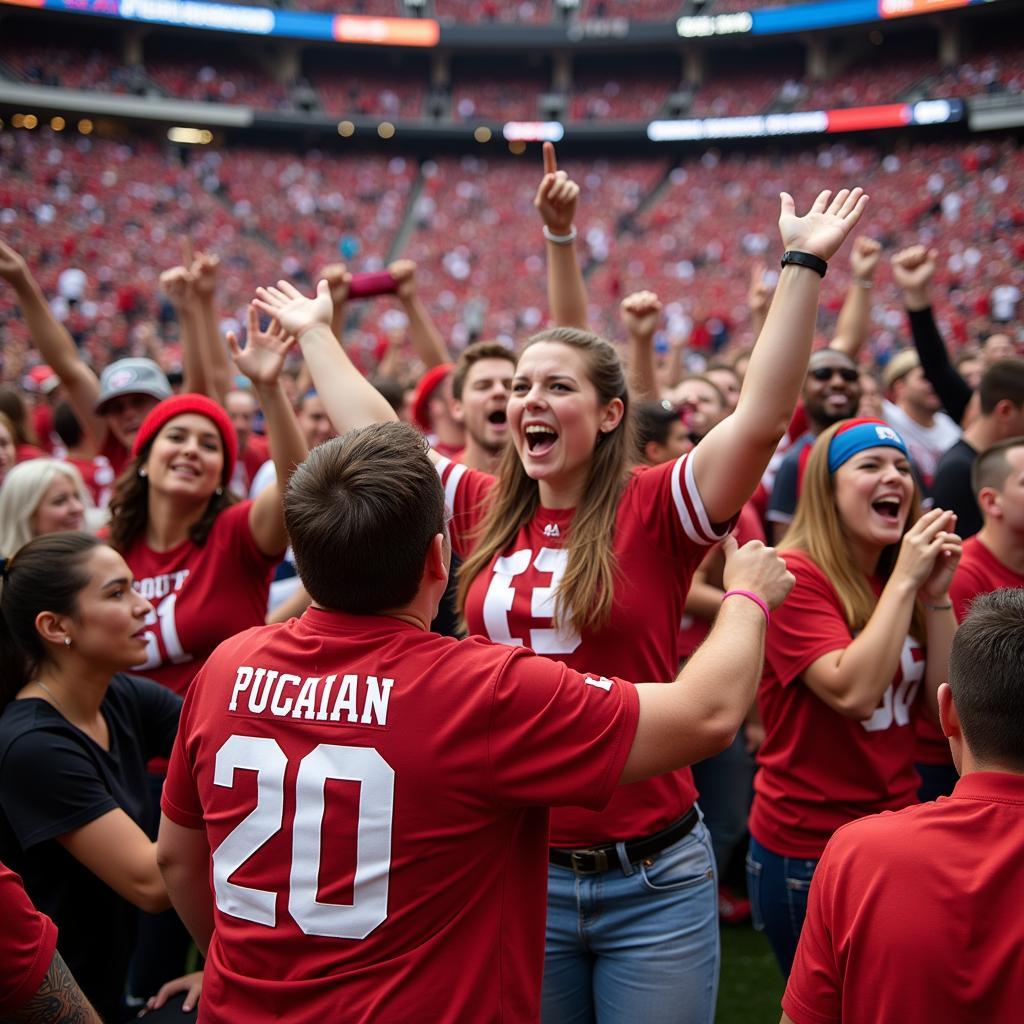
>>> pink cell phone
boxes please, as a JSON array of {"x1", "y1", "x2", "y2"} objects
[{"x1": 347, "y1": 271, "x2": 399, "y2": 300}]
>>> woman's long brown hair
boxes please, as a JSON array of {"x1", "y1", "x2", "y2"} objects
[{"x1": 456, "y1": 327, "x2": 635, "y2": 636}]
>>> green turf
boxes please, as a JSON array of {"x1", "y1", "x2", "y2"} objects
[{"x1": 716, "y1": 924, "x2": 785, "y2": 1024}]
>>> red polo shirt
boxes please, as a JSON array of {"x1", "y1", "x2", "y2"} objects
[{"x1": 784, "y1": 771, "x2": 1024, "y2": 1024}]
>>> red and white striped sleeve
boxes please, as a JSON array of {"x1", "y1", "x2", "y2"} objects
[{"x1": 434, "y1": 456, "x2": 496, "y2": 558}]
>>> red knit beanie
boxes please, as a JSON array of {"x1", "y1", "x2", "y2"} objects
[{"x1": 131, "y1": 393, "x2": 238, "y2": 484}]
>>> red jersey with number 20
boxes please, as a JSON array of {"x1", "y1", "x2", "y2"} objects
[
  {"x1": 161, "y1": 608, "x2": 639, "y2": 1024},
  {"x1": 750, "y1": 550, "x2": 925, "y2": 859},
  {"x1": 437, "y1": 451, "x2": 730, "y2": 848},
  {"x1": 124, "y1": 502, "x2": 278, "y2": 695}
]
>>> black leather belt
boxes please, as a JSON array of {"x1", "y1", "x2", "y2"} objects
[{"x1": 549, "y1": 807, "x2": 699, "y2": 875}]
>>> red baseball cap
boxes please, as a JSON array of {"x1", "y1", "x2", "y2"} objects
[{"x1": 411, "y1": 363, "x2": 453, "y2": 433}]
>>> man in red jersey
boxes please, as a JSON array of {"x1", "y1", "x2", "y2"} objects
[
  {"x1": 913, "y1": 438, "x2": 1024, "y2": 799},
  {"x1": 782, "y1": 586, "x2": 1024, "y2": 1024},
  {"x1": 951, "y1": 437, "x2": 1024, "y2": 616},
  {"x1": 157, "y1": 421, "x2": 792, "y2": 1024}
]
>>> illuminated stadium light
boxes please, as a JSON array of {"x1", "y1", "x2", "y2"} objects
[
  {"x1": 78, "y1": 119, "x2": 94, "y2": 135},
  {"x1": 503, "y1": 122, "x2": 564, "y2": 143},
  {"x1": 377, "y1": 122, "x2": 396, "y2": 139},
  {"x1": 50, "y1": 117, "x2": 66, "y2": 132},
  {"x1": 337, "y1": 121, "x2": 355, "y2": 137},
  {"x1": 167, "y1": 127, "x2": 213, "y2": 144},
  {"x1": 473, "y1": 126, "x2": 492, "y2": 144},
  {"x1": 508, "y1": 140, "x2": 527, "y2": 155},
  {"x1": 11, "y1": 114, "x2": 24, "y2": 129},
  {"x1": 23, "y1": 114, "x2": 38, "y2": 129}
]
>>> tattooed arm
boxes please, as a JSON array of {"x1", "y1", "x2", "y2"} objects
[{"x1": 2, "y1": 949, "x2": 101, "y2": 1024}]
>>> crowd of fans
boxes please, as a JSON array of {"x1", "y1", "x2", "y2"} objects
[
  {"x1": 4, "y1": 35, "x2": 1023, "y2": 121},
  {"x1": 0, "y1": 133, "x2": 1022, "y2": 1024}
]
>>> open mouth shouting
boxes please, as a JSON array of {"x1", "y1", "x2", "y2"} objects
[
  {"x1": 524, "y1": 423, "x2": 559, "y2": 457},
  {"x1": 871, "y1": 495, "x2": 903, "y2": 524},
  {"x1": 487, "y1": 409, "x2": 508, "y2": 429}
]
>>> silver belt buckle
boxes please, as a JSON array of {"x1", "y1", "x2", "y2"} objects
[{"x1": 570, "y1": 847, "x2": 610, "y2": 875}]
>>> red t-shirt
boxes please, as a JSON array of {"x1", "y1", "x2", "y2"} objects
[
  {"x1": 161, "y1": 608, "x2": 639, "y2": 1024},
  {"x1": 749, "y1": 551, "x2": 925, "y2": 859},
  {"x1": 784, "y1": 772, "x2": 1024, "y2": 1024},
  {"x1": 63, "y1": 453, "x2": 116, "y2": 509},
  {"x1": 916, "y1": 537, "x2": 1024, "y2": 765},
  {"x1": 232, "y1": 435, "x2": 270, "y2": 496},
  {"x1": 437, "y1": 451, "x2": 730, "y2": 847},
  {"x1": 101, "y1": 431, "x2": 130, "y2": 478},
  {"x1": 124, "y1": 502, "x2": 278, "y2": 696},
  {"x1": 14, "y1": 442, "x2": 45, "y2": 463},
  {"x1": 0, "y1": 862, "x2": 58, "y2": 1015},
  {"x1": 679, "y1": 500, "x2": 766, "y2": 659}
]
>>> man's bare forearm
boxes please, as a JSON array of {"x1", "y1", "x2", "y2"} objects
[{"x1": 7, "y1": 949, "x2": 101, "y2": 1024}]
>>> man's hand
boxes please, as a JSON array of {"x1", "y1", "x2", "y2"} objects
[
  {"x1": 388, "y1": 258, "x2": 418, "y2": 302},
  {"x1": 534, "y1": 141, "x2": 580, "y2": 235},
  {"x1": 159, "y1": 266, "x2": 196, "y2": 310},
  {"x1": 778, "y1": 188, "x2": 869, "y2": 263},
  {"x1": 620, "y1": 290, "x2": 662, "y2": 340},
  {"x1": 891, "y1": 244, "x2": 937, "y2": 311},
  {"x1": 0, "y1": 237, "x2": 31, "y2": 286},
  {"x1": 190, "y1": 250, "x2": 220, "y2": 298},
  {"x1": 721, "y1": 535, "x2": 795, "y2": 611},
  {"x1": 253, "y1": 279, "x2": 333, "y2": 340},
  {"x1": 317, "y1": 262, "x2": 351, "y2": 308},
  {"x1": 228, "y1": 304, "x2": 296, "y2": 386},
  {"x1": 850, "y1": 236, "x2": 882, "y2": 281}
]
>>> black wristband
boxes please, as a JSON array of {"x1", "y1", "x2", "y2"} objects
[{"x1": 781, "y1": 250, "x2": 828, "y2": 277}]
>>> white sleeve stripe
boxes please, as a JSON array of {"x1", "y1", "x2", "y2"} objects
[
  {"x1": 434, "y1": 455, "x2": 451, "y2": 479},
  {"x1": 671, "y1": 455, "x2": 707, "y2": 545},
  {"x1": 444, "y1": 462, "x2": 468, "y2": 517},
  {"x1": 684, "y1": 450, "x2": 731, "y2": 543}
]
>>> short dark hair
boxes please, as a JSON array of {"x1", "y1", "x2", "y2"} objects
[
  {"x1": 971, "y1": 436, "x2": 1024, "y2": 497},
  {"x1": 635, "y1": 400, "x2": 679, "y2": 456},
  {"x1": 948, "y1": 588, "x2": 1024, "y2": 769},
  {"x1": 978, "y1": 358, "x2": 1024, "y2": 415},
  {"x1": 451, "y1": 341, "x2": 516, "y2": 401},
  {"x1": 0, "y1": 532, "x2": 101, "y2": 706},
  {"x1": 284, "y1": 422, "x2": 446, "y2": 614}
]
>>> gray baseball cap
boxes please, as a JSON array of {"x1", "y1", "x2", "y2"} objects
[{"x1": 94, "y1": 358, "x2": 172, "y2": 413}]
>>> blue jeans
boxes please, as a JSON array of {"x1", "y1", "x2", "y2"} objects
[
  {"x1": 691, "y1": 733, "x2": 755, "y2": 877},
  {"x1": 745, "y1": 835, "x2": 817, "y2": 977},
  {"x1": 542, "y1": 816, "x2": 719, "y2": 1024}
]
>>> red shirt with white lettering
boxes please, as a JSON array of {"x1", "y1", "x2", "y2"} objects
[
  {"x1": 915, "y1": 536, "x2": 1024, "y2": 765},
  {"x1": 161, "y1": 608, "x2": 639, "y2": 1024},
  {"x1": 784, "y1": 772, "x2": 1024, "y2": 1024},
  {"x1": 749, "y1": 550, "x2": 925, "y2": 859},
  {"x1": 436, "y1": 451, "x2": 730, "y2": 847},
  {"x1": 123, "y1": 502, "x2": 278, "y2": 696},
  {"x1": 0, "y1": 862, "x2": 58, "y2": 1015}
]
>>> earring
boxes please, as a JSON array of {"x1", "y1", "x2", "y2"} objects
[
  {"x1": 64, "y1": 637, "x2": 72, "y2": 647},
  {"x1": 215, "y1": 486, "x2": 224, "y2": 496},
  {"x1": 138, "y1": 468, "x2": 148, "y2": 478}
]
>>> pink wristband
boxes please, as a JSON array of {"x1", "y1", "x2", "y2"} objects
[{"x1": 722, "y1": 589, "x2": 770, "y2": 624}]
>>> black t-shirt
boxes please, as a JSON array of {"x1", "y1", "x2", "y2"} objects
[
  {"x1": 930, "y1": 438, "x2": 981, "y2": 538},
  {"x1": 0, "y1": 674, "x2": 181, "y2": 1023}
]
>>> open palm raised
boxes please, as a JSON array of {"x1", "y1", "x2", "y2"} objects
[
  {"x1": 228, "y1": 304, "x2": 296, "y2": 386},
  {"x1": 778, "y1": 188, "x2": 869, "y2": 263},
  {"x1": 252, "y1": 279, "x2": 334, "y2": 340}
]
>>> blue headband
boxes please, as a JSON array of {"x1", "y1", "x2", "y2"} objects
[{"x1": 827, "y1": 419, "x2": 909, "y2": 474}]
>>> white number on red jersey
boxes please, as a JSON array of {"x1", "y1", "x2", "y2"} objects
[
  {"x1": 482, "y1": 547, "x2": 581, "y2": 655},
  {"x1": 135, "y1": 592, "x2": 191, "y2": 671},
  {"x1": 861, "y1": 638, "x2": 925, "y2": 733},
  {"x1": 212, "y1": 736, "x2": 395, "y2": 940}
]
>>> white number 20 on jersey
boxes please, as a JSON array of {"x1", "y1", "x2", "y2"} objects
[{"x1": 211, "y1": 736, "x2": 395, "y2": 940}]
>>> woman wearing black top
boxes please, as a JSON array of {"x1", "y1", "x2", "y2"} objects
[{"x1": 0, "y1": 532, "x2": 201, "y2": 1022}]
